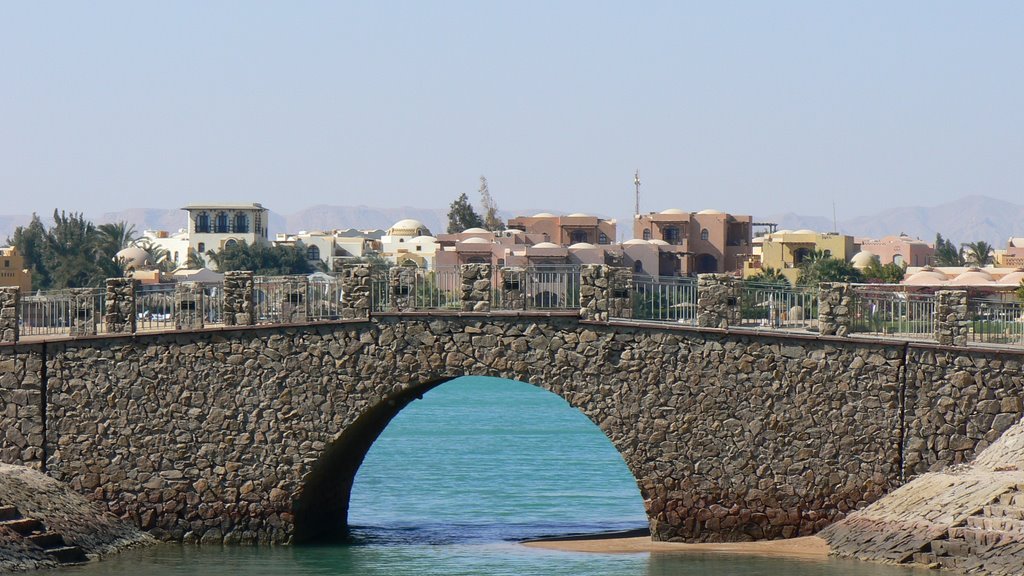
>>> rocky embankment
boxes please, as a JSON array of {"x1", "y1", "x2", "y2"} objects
[
  {"x1": 0, "y1": 463, "x2": 153, "y2": 572},
  {"x1": 822, "y1": 415, "x2": 1024, "y2": 575}
]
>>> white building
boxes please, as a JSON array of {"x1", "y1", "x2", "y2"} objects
[
  {"x1": 379, "y1": 219, "x2": 439, "y2": 269},
  {"x1": 274, "y1": 229, "x2": 384, "y2": 271},
  {"x1": 184, "y1": 203, "x2": 270, "y2": 263}
]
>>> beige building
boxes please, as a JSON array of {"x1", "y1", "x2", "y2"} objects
[
  {"x1": 0, "y1": 247, "x2": 31, "y2": 292},
  {"x1": 507, "y1": 213, "x2": 616, "y2": 246},
  {"x1": 996, "y1": 238, "x2": 1024, "y2": 269},
  {"x1": 633, "y1": 209, "x2": 754, "y2": 274},
  {"x1": 274, "y1": 229, "x2": 383, "y2": 272},
  {"x1": 379, "y1": 219, "x2": 439, "y2": 268},
  {"x1": 184, "y1": 203, "x2": 270, "y2": 267},
  {"x1": 743, "y1": 230, "x2": 857, "y2": 285}
]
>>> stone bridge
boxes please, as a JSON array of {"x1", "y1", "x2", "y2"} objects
[
  {"x1": 1, "y1": 267, "x2": 1022, "y2": 545},
  {"x1": 3, "y1": 309, "x2": 1023, "y2": 545}
]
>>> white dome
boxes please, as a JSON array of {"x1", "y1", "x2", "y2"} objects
[
  {"x1": 462, "y1": 227, "x2": 489, "y2": 233},
  {"x1": 660, "y1": 208, "x2": 686, "y2": 215},
  {"x1": 696, "y1": 209, "x2": 724, "y2": 215},
  {"x1": 648, "y1": 239, "x2": 670, "y2": 246},
  {"x1": 774, "y1": 230, "x2": 793, "y2": 236},
  {"x1": 850, "y1": 250, "x2": 877, "y2": 269},
  {"x1": 116, "y1": 246, "x2": 152, "y2": 269},
  {"x1": 904, "y1": 269, "x2": 948, "y2": 285},
  {"x1": 462, "y1": 237, "x2": 490, "y2": 244},
  {"x1": 566, "y1": 212, "x2": 591, "y2": 218},
  {"x1": 532, "y1": 212, "x2": 557, "y2": 218},
  {"x1": 532, "y1": 242, "x2": 559, "y2": 249},
  {"x1": 388, "y1": 218, "x2": 430, "y2": 236},
  {"x1": 794, "y1": 229, "x2": 817, "y2": 235},
  {"x1": 410, "y1": 235, "x2": 436, "y2": 243},
  {"x1": 623, "y1": 239, "x2": 649, "y2": 245},
  {"x1": 569, "y1": 242, "x2": 596, "y2": 250}
]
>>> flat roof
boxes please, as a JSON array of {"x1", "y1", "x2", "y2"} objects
[{"x1": 182, "y1": 203, "x2": 265, "y2": 210}]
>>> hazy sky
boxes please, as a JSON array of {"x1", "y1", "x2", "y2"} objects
[{"x1": 2, "y1": 1, "x2": 1022, "y2": 221}]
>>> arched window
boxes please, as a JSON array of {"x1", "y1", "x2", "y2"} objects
[
  {"x1": 633, "y1": 260, "x2": 644, "y2": 273},
  {"x1": 570, "y1": 230, "x2": 589, "y2": 244},
  {"x1": 893, "y1": 254, "x2": 904, "y2": 266},
  {"x1": 598, "y1": 233, "x2": 609, "y2": 245},
  {"x1": 215, "y1": 212, "x2": 229, "y2": 233},
  {"x1": 234, "y1": 213, "x2": 249, "y2": 233},
  {"x1": 224, "y1": 239, "x2": 238, "y2": 248},
  {"x1": 307, "y1": 245, "x2": 321, "y2": 261},
  {"x1": 642, "y1": 229, "x2": 652, "y2": 241},
  {"x1": 700, "y1": 229, "x2": 709, "y2": 241},
  {"x1": 663, "y1": 226, "x2": 680, "y2": 245},
  {"x1": 195, "y1": 212, "x2": 210, "y2": 233}
]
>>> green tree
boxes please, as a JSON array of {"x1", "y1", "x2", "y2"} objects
[
  {"x1": 933, "y1": 233, "x2": 963, "y2": 266},
  {"x1": 797, "y1": 253, "x2": 862, "y2": 286},
  {"x1": 1016, "y1": 280, "x2": 1024, "y2": 303},
  {"x1": 44, "y1": 210, "x2": 108, "y2": 288},
  {"x1": 446, "y1": 192, "x2": 483, "y2": 233},
  {"x1": 961, "y1": 241, "x2": 994, "y2": 267},
  {"x1": 861, "y1": 256, "x2": 907, "y2": 284},
  {"x1": 478, "y1": 176, "x2": 504, "y2": 231},
  {"x1": 205, "y1": 241, "x2": 313, "y2": 275},
  {"x1": 186, "y1": 248, "x2": 206, "y2": 269},
  {"x1": 7, "y1": 213, "x2": 50, "y2": 290},
  {"x1": 746, "y1": 266, "x2": 790, "y2": 287}
]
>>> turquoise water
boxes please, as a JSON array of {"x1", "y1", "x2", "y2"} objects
[{"x1": 46, "y1": 377, "x2": 923, "y2": 575}]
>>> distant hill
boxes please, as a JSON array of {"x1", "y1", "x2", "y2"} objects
[{"x1": 2, "y1": 196, "x2": 1022, "y2": 248}]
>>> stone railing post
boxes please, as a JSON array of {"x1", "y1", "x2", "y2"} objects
[
  {"x1": 280, "y1": 276, "x2": 309, "y2": 323},
  {"x1": 696, "y1": 274, "x2": 739, "y2": 328},
  {"x1": 818, "y1": 282, "x2": 853, "y2": 336},
  {"x1": 104, "y1": 278, "x2": 137, "y2": 334},
  {"x1": 0, "y1": 287, "x2": 19, "y2": 343},
  {"x1": 175, "y1": 282, "x2": 205, "y2": 330},
  {"x1": 340, "y1": 264, "x2": 373, "y2": 319},
  {"x1": 69, "y1": 288, "x2": 97, "y2": 337},
  {"x1": 936, "y1": 290, "x2": 969, "y2": 346},
  {"x1": 498, "y1": 267, "x2": 526, "y2": 310},
  {"x1": 460, "y1": 264, "x2": 492, "y2": 312},
  {"x1": 223, "y1": 271, "x2": 255, "y2": 326},
  {"x1": 607, "y1": 266, "x2": 634, "y2": 319},
  {"x1": 388, "y1": 263, "x2": 417, "y2": 311}
]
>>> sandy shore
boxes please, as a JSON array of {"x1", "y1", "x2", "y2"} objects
[{"x1": 522, "y1": 534, "x2": 830, "y2": 559}]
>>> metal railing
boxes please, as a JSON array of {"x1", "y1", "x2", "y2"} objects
[
  {"x1": 968, "y1": 299, "x2": 1024, "y2": 346},
  {"x1": 202, "y1": 283, "x2": 225, "y2": 325},
  {"x1": 137, "y1": 283, "x2": 177, "y2": 332},
  {"x1": 738, "y1": 282, "x2": 818, "y2": 330},
  {"x1": 632, "y1": 275, "x2": 697, "y2": 324},
  {"x1": 307, "y1": 277, "x2": 344, "y2": 321},
  {"x1": 521, "y1": 266, "x2": 580, "y2": 310},
  {"x1": 851, "y1": 286, "x2": 936, "y2": 340},
  {"x1": 19, "y1": 288, "x2": 106, "y2": 337},
  {"x1": 254, "y1": 277, "x2": 287, "y2": 324}
]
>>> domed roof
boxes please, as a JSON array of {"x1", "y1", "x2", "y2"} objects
[
  {"x1": 904, "y1": 269, "x2": 949, "y2": 285},
  {"x1": 775, "y1": 230, "x2": 793, "y2": 235},
  {"x1": 388, "y1": 218, "x2": 430, "y2": 236},
  {"x1": 116, "y1": 246, "x2": 152, "y2": 269},
  {"x1": 850, "y1": 250, "x2": 877, "y2": 269},
  {"x1": 696, "y1": 209, "x2": 724, "y2": 215},
  {"x1": 623, "y1": 239, "x2": 649, "y2": 245},
  {"x1": 410, "y1": 235, "x2": 436, "y2": 243},
  {"x1": 794, "y1": 229, "x2": 817, "y2": 235},
  {"x1": 532, "y1": 242, "x2": 559, "y2": 249},
  {"x1": 502, "y1": 229, "x2": 523, "y2": 235},
  {"x1": 566, "y1": 212, "x2": 591, "y2": 218},
  {"x1": 532, "y1": 212, "x2": 557, "y2": 218},
  {"x1": 648, "y1": 239, "x2": 670, "y2": 246},
  {"x1": 462, "y1": 227, "x2": 489, "y2": 234},
  {"x1": 461, "y1": 237, "x2": 490, "y2": 244},
  {"x1": 569, "y1": 242, "x2": 596, "y2": 250},
  {"x1": 998, "y1": 270, "x2": 1024, "y2": 285},
  {"x1": 660, "y1": 208, "x2": 686, "y2": 215},
  {"x1": 952, "y1": 268, "x2": 995, "y2": 285}
]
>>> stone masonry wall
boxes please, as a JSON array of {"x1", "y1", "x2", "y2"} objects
[
  {"x1": 459, "y1": 264, "x2": 491, "y2": 312},
  {"x1": 817, "y1": 282, "x2": 852, "y2": 337},
  {"x1": 935, "y1": 290, "x2": 969, "y2": 346},
  {"x1": 0, "y1": 346, "x2": 45, "y2": 469},
  {"x1": 696, "y1": 274, "x2": 740, "y2": 328},
  {"x1": 223, "y1": 272, "x2": 254, "y2": 326},
  {"x1": 104, "y1": 278, "x2": 137, "y2": 335},
  {"x1": 1, "y1": 287, "x2": 18, "y2": 343}
]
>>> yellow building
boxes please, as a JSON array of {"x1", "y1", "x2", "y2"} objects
[
  {"x1": 742, "y1": 230, "x2": 857, "y2": 285},
  {"x1": 0, "y1": 246, "x2": 32, "y2": 292}
]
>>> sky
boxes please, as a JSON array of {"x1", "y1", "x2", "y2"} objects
[{"x1": 2, "y1": 1, "x2": 1022, "y2": 223}]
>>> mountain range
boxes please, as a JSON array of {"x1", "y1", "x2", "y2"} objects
[{"x1": 2, "y1": 196, "x2": 1021, "y2": 249}]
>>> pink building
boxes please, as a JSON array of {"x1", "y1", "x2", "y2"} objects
[
  {"x1": 506, "y1": 213, "x2": 616, "y2": 246},
  {"x1": 855, "y1": 235, "x2": 934, "y2": 268},
  {"x1": 633, "y1": 209, "x2": 753, "y2": 274}
]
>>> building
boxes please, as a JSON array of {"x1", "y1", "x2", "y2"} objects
[
  {"x1": 137, "y1": 229, "x2": 191, "y2": 269},
  {"x1": 183, "y1": 203, "x2": 270, "y2": 264},
  {"x1": 855, "y1": 235, "x2": 934, "y2": 268},
  {"x1": 274, "y1": 229, "x2": 383, "y2": 272},
  {"x1": 743, "y1": 230, "x2": 857, "y2": 285},
  {"x1": 379, "y1": 219, "x2": 439, "y2": 268},
  {"x1": 996, "y1": 238, "x2": 1024, "y2": 269},
  {"x1": 633, "y1": 209, "x2": 754, "y2": 274},
  {"x1": 0, "y1": 247, "x2": 31, "y2": 292},
  {"x1": 903, "y1": 265, "x2": 1024, "y2": 292},
  {"x1": 507, "y1": 213, "x2": 616, "y2": 246}
]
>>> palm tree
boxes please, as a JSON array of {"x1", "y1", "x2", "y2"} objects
[{"x1": 961, "y1": 241, "x2": 994, "y2": 267}]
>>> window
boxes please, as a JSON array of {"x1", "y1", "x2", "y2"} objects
[
  {"x1": 642, "y1": 229, "x2": 652, "y2": 241},
  {"x1": 173, "y1": 251, "x2": 179, "y2": 263},
  {"x1": 893, "y1": 254, "x2": 904, "y2": 266},
  {"x1": 307, "y1": 245, "x2": 321, "y2": 260},
  {"x1": 700, "y1": 229, "x2": 709, "y2": 241},
  {"x1": 255, "y1": 213, "x2": 263, "y2": 236},
  {"x1": 823, "y1": 250, "x2": 832, "y2": 258},
  {"x1": 663, "y1": 226, "x2": 680, "y2": 245},
  {"x1": 415, "y1": 245, "x2": 422, "y2": 251},
  {"x1": 195, "y1": 212, "x2": 210, "y2": 233},
  {"x1": 215, "y1": 212, "x2": 229, "y2": 233},
  {"x1": 197, "y1": 242, "x2": 205, "y2": 253},
  {"x1": 234, "y1": 213, "x2": 249, "y2": 233},
  {"x1": 598, "y1": 233, "x2": 609, "y2": 245},
  {"x1": 633, "y1": 260, "x2": 644, "y2": 273},
  {"x1": 225, "y1": 239, "x2": 238, "y2": 248},
  {"x1": 570, "y1": 230, "x2": 589, "y2": 244},
  {"x1": 3, "y1": 260, "x2": 8, "y2": 268}
]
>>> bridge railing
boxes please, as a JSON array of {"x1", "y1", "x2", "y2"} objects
[
  {"x1": 19, "y1": 287, "x2": 107, "y2": 337},
  {"x1": 520, "y1": 265, "x2": 581, "y2": 310},
  {"x1": 968, "y1": 299, "x2": 1024, "y2": 346},
  {"x1": 137, "y1": 283, "x2": 177, "y2": 331},
  {"x1": 307, "y1": 277, "x2": 344, "y2": 321},
  {"x1": 737, "y1": 282, "x2": 818, "y2": 330},
  {"x1": 850, "y1": 285, "x2": 937, "y2": 340},
  {"x1": 631, "y1": 275, "x2": 697, "y2": 324}
]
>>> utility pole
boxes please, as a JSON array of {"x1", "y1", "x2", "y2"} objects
[{"x1": 634, "y1": 170, "x2": 641, "y2": 217}]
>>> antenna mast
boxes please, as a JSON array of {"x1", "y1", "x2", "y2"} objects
[{"x1": 634, "y1": 170, "x2": 641, "y2": 217}]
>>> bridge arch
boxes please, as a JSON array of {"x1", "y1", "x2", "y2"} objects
[{"x1": 292, "y1": 373, "x2": 648, "y2": 544}]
